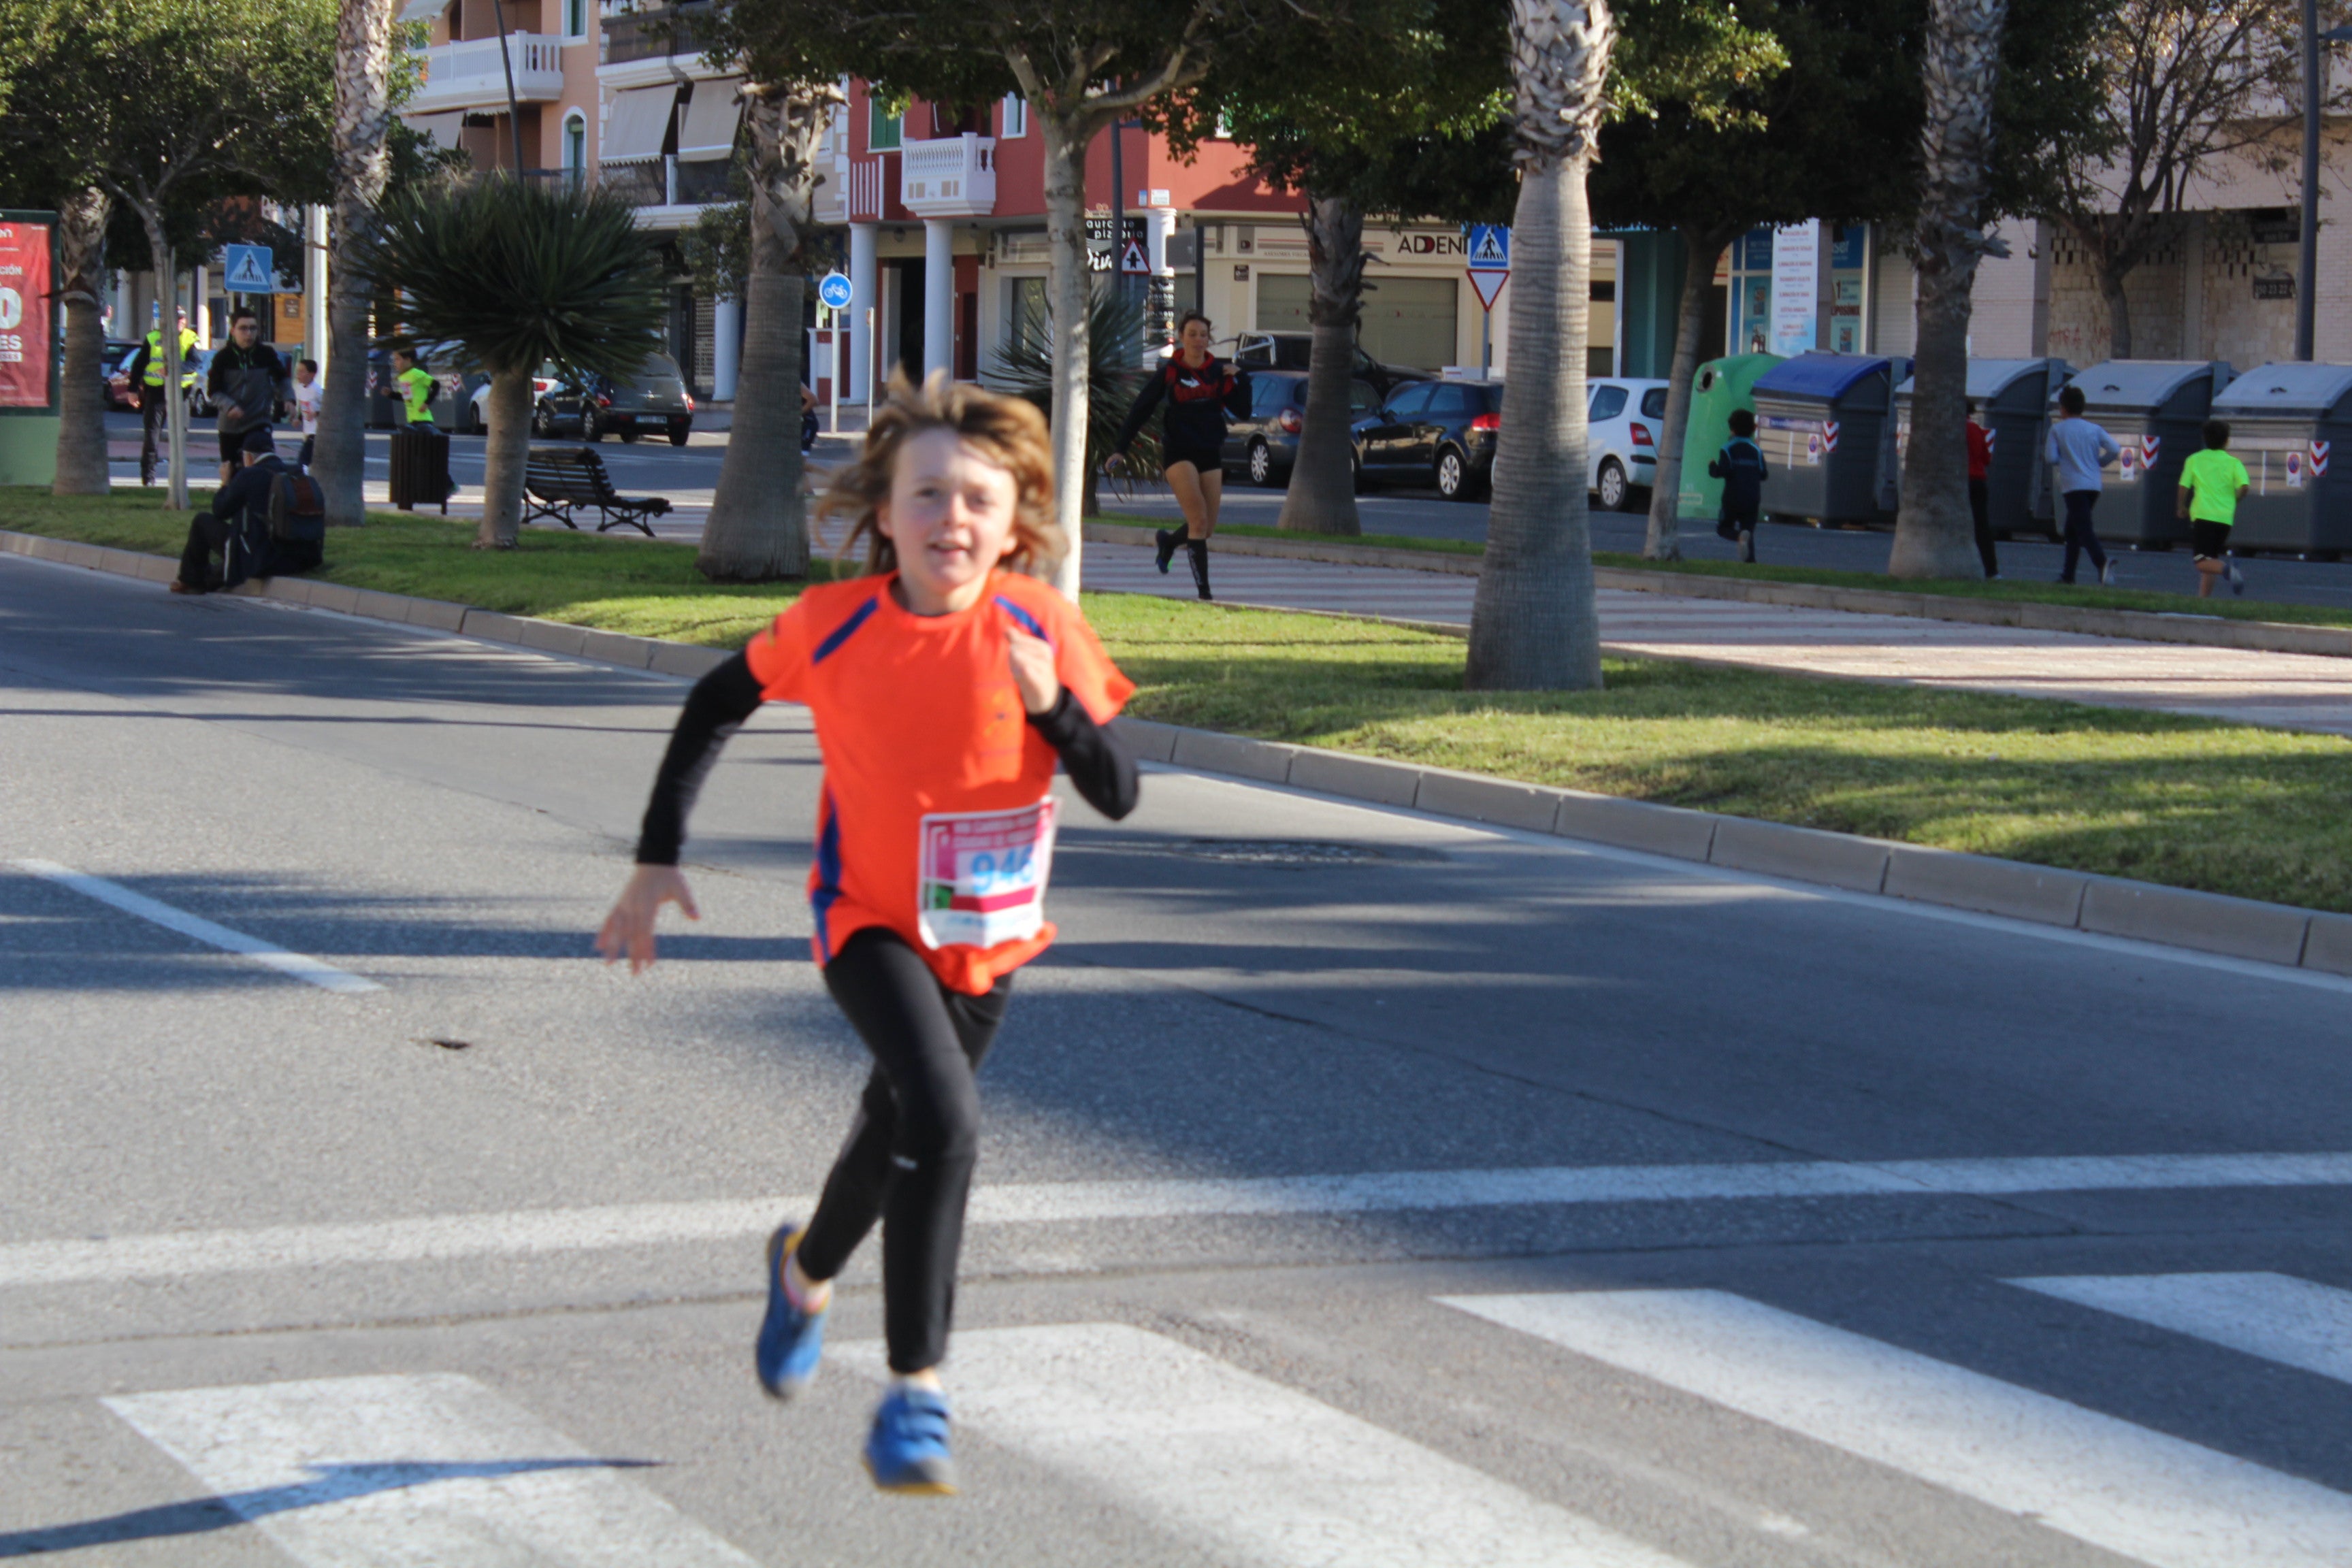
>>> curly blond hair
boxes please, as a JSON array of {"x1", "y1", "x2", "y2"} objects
[{"x1": 815, "y1": 370, "x2": 1065, "y2": 576}]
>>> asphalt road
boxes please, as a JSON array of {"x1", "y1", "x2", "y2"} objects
[{"x1": 5, "y1": 550, "x2": 2352, "y2": 1567}]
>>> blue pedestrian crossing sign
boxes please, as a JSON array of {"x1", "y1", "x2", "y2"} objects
[
  {"x1": 1467, "y1": 225, "x2": 1509, "y2": 270},
  {"x1": 817, "y1": 271, "x2": 853, "y2": 311},
  {"x1": 223, "y1": 244, "x2": 275, "y2": 293}
]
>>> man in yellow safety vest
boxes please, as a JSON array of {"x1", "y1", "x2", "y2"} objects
[{"x1": 128, "y1": 308, "x2": 199, "y2": 485}]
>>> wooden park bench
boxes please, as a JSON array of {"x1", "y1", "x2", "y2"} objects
[{"x1": 522, "y1": 446, "x2": 672, "y2": 537}]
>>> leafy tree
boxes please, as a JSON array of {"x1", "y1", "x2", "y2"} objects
[
  {"x1": 350, "y1": 176, "x2": 668, "y2": 549},
  {"x1": 2041, "y1": 0, "x2": 2329, "y2": 357},
  {"x1": 735, "y1": 0, "x2": 1320, "y2": 594},
  {"x1": 0, "y1": 0, "x2": 331, "y2": 504},
  {"x1": 1162, "y1": 0, "x2": 1514, "y2": 538},
  {"x1": 1465, "y1": 0, "x2": 1616, "y2": 691}
]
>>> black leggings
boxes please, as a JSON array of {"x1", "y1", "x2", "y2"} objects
[
  {"x1": 795, "y1": 926, "x2": 1013, "y2": 1373},
  {"x1": 2061, "y1": 490, "x2": 2107, "y2": 581}
]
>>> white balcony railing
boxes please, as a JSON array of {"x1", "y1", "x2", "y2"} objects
[
  {"x1": 406, "y1": 33, "x2": 566, "y2": 114},
  {"x1": 900, "y1": 135, "x2": 996, "y2": 218}
]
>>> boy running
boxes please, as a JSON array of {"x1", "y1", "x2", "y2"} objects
[
  {"x1": 1710, "y1": 407, "x2": 1768, "y2": 564},
  {"x1": 2047, "y1": 384, "x2": 2121, "y2": 586},
  {"x1": 598, "y1": 373, "x2": 1139, "y2": 1496},
  {"x1": 2177, "y1": 419, "x2": 2249, "y2": 598}
]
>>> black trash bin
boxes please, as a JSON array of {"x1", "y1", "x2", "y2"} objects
[
  {"x1": 1751, "y1": 353, "x2": 1912, "y2": 524},
  {"x1": 1893, "y1": 359, "x2": 2070, "y2": 538},
  {"x1": 2065, "y1": 360, "x2": 2232, "y2": 548},
  {"x1": 388, "y1": 426, "x2": 453, "y2": 513},
  {"x1": 2204, "y1": 363, "x2": 2352, "y2": 558}
]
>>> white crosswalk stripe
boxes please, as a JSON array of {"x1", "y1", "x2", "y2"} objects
[
  {"x1": 849, "y1": 1322, "x2": 1693, "y2": 1568},
  {"x1": 1438, "y1": 1288, "x2": 2352, "y2": 1568},
  {"x1": 104, "y1": 1373, "x2": 761, "y2": 1567},
  {"x1": 2010, "y1": 1271, "x2": 2352, "y2": 1386}
]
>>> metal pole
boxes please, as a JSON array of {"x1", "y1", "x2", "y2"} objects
[
  {"x1": 829, "y1": 308, "x2": 840, "y2": 434},
  {"x1": 1109, "y1": 119, "x2": 1125, "y2": 323},
  {"x1": 487, "y1": 0, "x2": 527, "y2": 175},
  {"x1": 865, "y1": 305, "x2": 876, "y2": 426},
  {"x1": 2300, "y1": 0, "x2": 2321, "y2": 361}
]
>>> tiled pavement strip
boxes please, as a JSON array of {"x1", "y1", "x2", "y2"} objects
[{"x1": 107, "y1": 461, "x2": 2352, "y2": 736}]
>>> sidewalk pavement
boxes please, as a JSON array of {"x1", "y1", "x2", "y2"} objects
[{"x1": 1079, "y1": 538, "x2": 2352, "y2": 739}]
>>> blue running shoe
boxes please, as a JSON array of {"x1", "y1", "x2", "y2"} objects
[
  {"x1": 754, "y1": 1225, "x2": 826, "y2": 1401},
  {"x1": 864, "y1": 1385, "x2": 957, "y2": 1494}
]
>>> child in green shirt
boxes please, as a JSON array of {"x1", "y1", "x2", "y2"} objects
[{"x1": 2176, "y1": 419, "x2": 2249, "y2": 599}]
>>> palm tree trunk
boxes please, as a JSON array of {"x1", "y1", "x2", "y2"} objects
[
  {"x1": 1041, "y1": 113, "x2": 1096, "y2": 598},
  {"x1": 1467, "y1": 0, "x2": 1612, "y2": 692},
  {"x1": 699, "y1": 84, "x2": 817, "y2": 581},
  {"x1": 1467, "y1": 154, "x2": 1604, "y2": 690},
  {"x1": 52, "y1": 188, "x2": 110, "y2": 496},
  {"x1": 133, "y1": 208, "x2": 191, "y2": 512},
  {"x1": 1641, "y1": 223, "x2": 1735, "y2": 561},
  {"x1": 316, "y1": 0, "x2": 396, "y2": 529},
  {"x1": 1889, "y1": 0, "x2": 2008, "y2": 580},
  {"x1": 476, "y1": 366, "x2": 532, "y2": 549},
  {"x1": 1276, "y1": 193, "x2": 1365, "y2": 536}
]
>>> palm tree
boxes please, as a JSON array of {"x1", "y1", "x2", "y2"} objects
[
  {"x1": 350, "y1": 174, "x2": 668, "y2": 548},
  {"x1": 1465, "y1": 0, "x2": 1615, "y2": 691},
  {"x1": 315, "y1": 0, "x2": 396, "y2": 529},
  {"x1": 987, "y1": 283, "x2": 1160, "y2": 518},
  {"x1": 698, "y1": 79, "x2": 838, "y2": 581},
  {"x1": 1278, "y1": 194, "x2": 1367, "y2": 536},
  {"x1": 1888, "y1": 0, "x2": 2008, "y2": 580},
  {"x1": 52, "y1": 187, "x2": 111, "y2": 495}
]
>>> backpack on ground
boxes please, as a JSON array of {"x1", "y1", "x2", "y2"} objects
[{"x1": 268, "y1": 470, "x2": 326, "y2": 542}]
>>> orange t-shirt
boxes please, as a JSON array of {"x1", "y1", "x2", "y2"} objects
[{"x1": 745, "y1": 570, "x2": 1135, "y2": 994}]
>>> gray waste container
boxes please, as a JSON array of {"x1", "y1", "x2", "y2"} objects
[
  {"x1": 1752, "y1": 353, "x2": 1912, "y2": 523},
  {"x1": 2063, "y1": 360, "x2": 2232, "y2": 548},
  {"x1": 2205, "y1": 363, "x2": 2352, "y2": 557},
  {"x1": 1893, "y1": 359, "x2": 2070, "y2": 538}
]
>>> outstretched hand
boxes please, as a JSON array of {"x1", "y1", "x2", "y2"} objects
[
  {"x1": 596, "y1": 864, "x2": 700, "y2": 974},
  {"x1": 1102, "y1": 452, "x2": 1130, "y2": 478}
]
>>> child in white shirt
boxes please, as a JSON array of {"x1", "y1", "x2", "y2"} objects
[{"x1": 293, "y1": 359, "x2": 323, "y2": 470}]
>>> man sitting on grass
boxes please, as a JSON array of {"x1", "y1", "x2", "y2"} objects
[{"x1": 2177, "y1": 419, "x2": 2249, "y2": 600}]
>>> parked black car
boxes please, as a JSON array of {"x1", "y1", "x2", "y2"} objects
[
  {"x1": 533, "y1": 353, "x2": 696, "y2": 445},
  {"x1": 1222, "y1": 370, "x2": 1383, "y2": 487},
  {"x1": 1231, "y1": 331, "x2": 1428, "y2": 400},
  {"x1": 1350, "y1": 378, "x2": 1503, "y2": 500}
]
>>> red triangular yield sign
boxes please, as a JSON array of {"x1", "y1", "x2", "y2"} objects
[{"x1": 1468, "y1": 270, "x2": 1508, "y2": 310}]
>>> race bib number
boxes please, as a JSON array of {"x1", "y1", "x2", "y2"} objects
[{"x1": 916, "y1": 798, "x2": 1058, "y2": 950}]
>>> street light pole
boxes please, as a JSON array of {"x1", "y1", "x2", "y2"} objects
[
  {"x1": 2300, "y1": 0, "x2": 2321, "y2": 361},
  {"x1": 487, "y1": 0, "x2": 527, "y2": 176}
]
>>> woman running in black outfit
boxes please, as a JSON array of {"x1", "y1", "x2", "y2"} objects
[{"x1": 1107, "y1": 311, "x2": 1250, "y2": 600}]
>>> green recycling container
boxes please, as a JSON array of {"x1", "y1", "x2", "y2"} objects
[{"x1": 1677, "y1": 353, "x2": 1783, "y2": 521}]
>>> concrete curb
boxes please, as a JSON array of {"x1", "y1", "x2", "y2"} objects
[
  {"x1": 7, "y1": 525, "x2": 2343, "y2": 979},
  {"x1": 1083, "y1": 520, "x2": 2352, "y2": 660}
]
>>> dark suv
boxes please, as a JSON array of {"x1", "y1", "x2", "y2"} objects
[
  {"x1": 1350, "y1": 379, "x2": 1503, "y2": 500},
  {"x1": 534, "y1": 352, "x2": 696, "y2": 445},
  {"x1": 1222, "y1": 370, "x2": 1382, "y2": 487},
  {"x1": 1231, "y1": 332, "x2": 1428, "y2": 400}
]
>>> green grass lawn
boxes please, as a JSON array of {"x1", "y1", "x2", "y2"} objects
[
  {"x1": 12, "y1": 487, "x2": 2352, "y2": 911},
  {"x1": 1098, "y1": 512, "x2": 2352, "y2": 632}
]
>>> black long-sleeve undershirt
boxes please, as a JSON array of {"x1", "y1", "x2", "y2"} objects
[{"x1": 634, "y1": 650, "x2": 1141, "y2": 865}]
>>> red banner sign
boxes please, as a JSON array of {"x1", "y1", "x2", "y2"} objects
[{"x1": 0, "y1": 221, "x2": 52, "y2": 409}]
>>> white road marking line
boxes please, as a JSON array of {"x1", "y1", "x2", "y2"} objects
[
  {"x1": 1439, "y1": 1289, "x2": 2352, "y2": 1568},
  {"x1": 864, "y1": 1322, "x2": 1690, "y2": 1568},
  {"x1": 7, "y1": 1152, "x2": 2351, "y2": 1289},
  {"x1": 2010, "y1": 1271, "x2": 2352, "y2": 1386},
  {"x1": 10, "y1": 858, "x2": 380, "y2": 994},
  {"x1": 103, "y1": 1373, "x2": 760, "y2": 1566}
]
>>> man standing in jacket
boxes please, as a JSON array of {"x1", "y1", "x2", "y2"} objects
[
  {"x1": 207, "y1": 308, "x2": 291, "y2": 483},
  {"x1": 2046, "y1": 385, "x2": 2121, "y2": 586}
]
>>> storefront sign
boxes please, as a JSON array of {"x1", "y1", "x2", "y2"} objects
[
  {"x1": 0, "y1": 218, "x2": 54, "y2": 410},
  {"x1": 1769, "y1": 220, "x2": 1820, "y2": 357}
]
